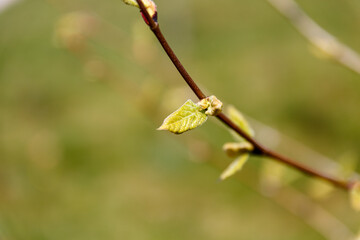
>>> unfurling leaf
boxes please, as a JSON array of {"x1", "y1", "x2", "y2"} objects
[
  {"x1": 221, "y1": 106, "x2": 254, "y2": 180},
  {"x1": 198, "y1": 95, "x2": 223, "y2": 116},
  {"x1": 158, "y1": 100, "x2": 208, "y2": 134},
  {"x1": 122, "y1": 0, "x2": 139, "y2": 7},
  {"x1": 350, "y1": 182, "x2": 360, "y2": 212},
  {"x1": 227, "y1": 105, "x2": 254, "y2": 137},
  {"x1": 223, "y1": 142, "x2": 254, "y2": 158},
  {"x1": 122, "y1": 0, "x2": 157, "y2": 23},
  {"x1": 220, "y1": 154, "x2": 249, "y2": 180}
]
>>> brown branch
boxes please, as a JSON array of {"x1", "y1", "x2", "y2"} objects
[{"x1": 135, "y1": 0, "x2": 355, "y2": 190}]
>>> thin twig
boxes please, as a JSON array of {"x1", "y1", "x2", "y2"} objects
[
  {"x1": 135, "y1": 0, "x2": 355, "y2": 190},
  {"x1": 51, "y1": 4, "x2": 357, "y2": 239},
  {"x1": 266, "y1": 0, "x2": 360, "y2": 76}
]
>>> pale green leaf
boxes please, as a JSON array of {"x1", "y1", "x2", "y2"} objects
[
  {"x1": 122, "y1": 0, "x2": 139, "y2": 8},
  {"x1": 158, "y1": 100, "x2": 208, "y2": 134},
  {"x1": 220, "y1": 154, "x2": 249, "y2": 180},
  {"x1": 350, "y1": 182, "x2": 360, "y2": 212},
  {"x1": 223, "y1": 142, "x2": 254, "y2": 158},
  {"x1": 228, "y1": 105, "x2": 254, "y2": 137}
]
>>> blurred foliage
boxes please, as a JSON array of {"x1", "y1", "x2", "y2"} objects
[{"x1": 0, "y1": 0, "x2": 360, "y2": 239}]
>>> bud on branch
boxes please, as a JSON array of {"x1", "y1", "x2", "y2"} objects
[
  {"x1": 122, "y1": 0, "x2": 157, "y2": 25},
  {"x1": 123, "y1": 0, "x2": 357, "y2": 191}
]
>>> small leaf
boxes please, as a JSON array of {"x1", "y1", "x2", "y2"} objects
[
  {"x1": 220, "y1": 154, "x2": 249, "y2": 180},
  {"x1": 158, "y1": 100, "x2": 208, "y2": 134},
  {"x1": 350, "y1": 182, "x2": 360, "y2": 212},
  {"x1": 122, "y1": 0, "x2": 139, "y2": 7},
  {"x1": 228, "y1": 105, "x2": 254, "y2": 137},
  {"x1": 223, "y1": 142, "x2": 254, "y2": 158}
]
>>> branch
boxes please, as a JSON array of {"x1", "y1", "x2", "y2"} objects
[
  {"x1": 266, "y1": 0, "x2": 360, "y2": 76},
  {"x1": 135, "y1": 0, "x2": 355, "y2": 190}
]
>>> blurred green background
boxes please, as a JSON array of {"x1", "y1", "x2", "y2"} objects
[{"x1": 1, "y1": 0, "x2": 360, "y2": 239}]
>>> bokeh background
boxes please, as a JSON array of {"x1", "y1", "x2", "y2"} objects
[{"x1": 1, "y1": 0, "x2": 360, "y2": 239}]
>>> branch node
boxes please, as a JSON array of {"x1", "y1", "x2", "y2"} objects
[{"x1": 198, "y1": 95, "x2": 223, "y2": 116}]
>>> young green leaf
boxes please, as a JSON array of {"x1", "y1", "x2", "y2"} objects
[
  {"x1": 228, "y1": 105, "x2": 254, "y2": 137},
  {"x1": 223, "y1": 142, "x2": 254, "y2": 158},
  {"x1": 220, "y1": 154, "x2": 249, "y2": 181},
  {"x1": 350, "y1": 182, "x2": 360, "y2": 212},
  {"x1": 158, "y1": 100, "x2": 208, "y2": 134},
  {"x1": 122, "y1": 0, "x2": 139, "y2": 7}
]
